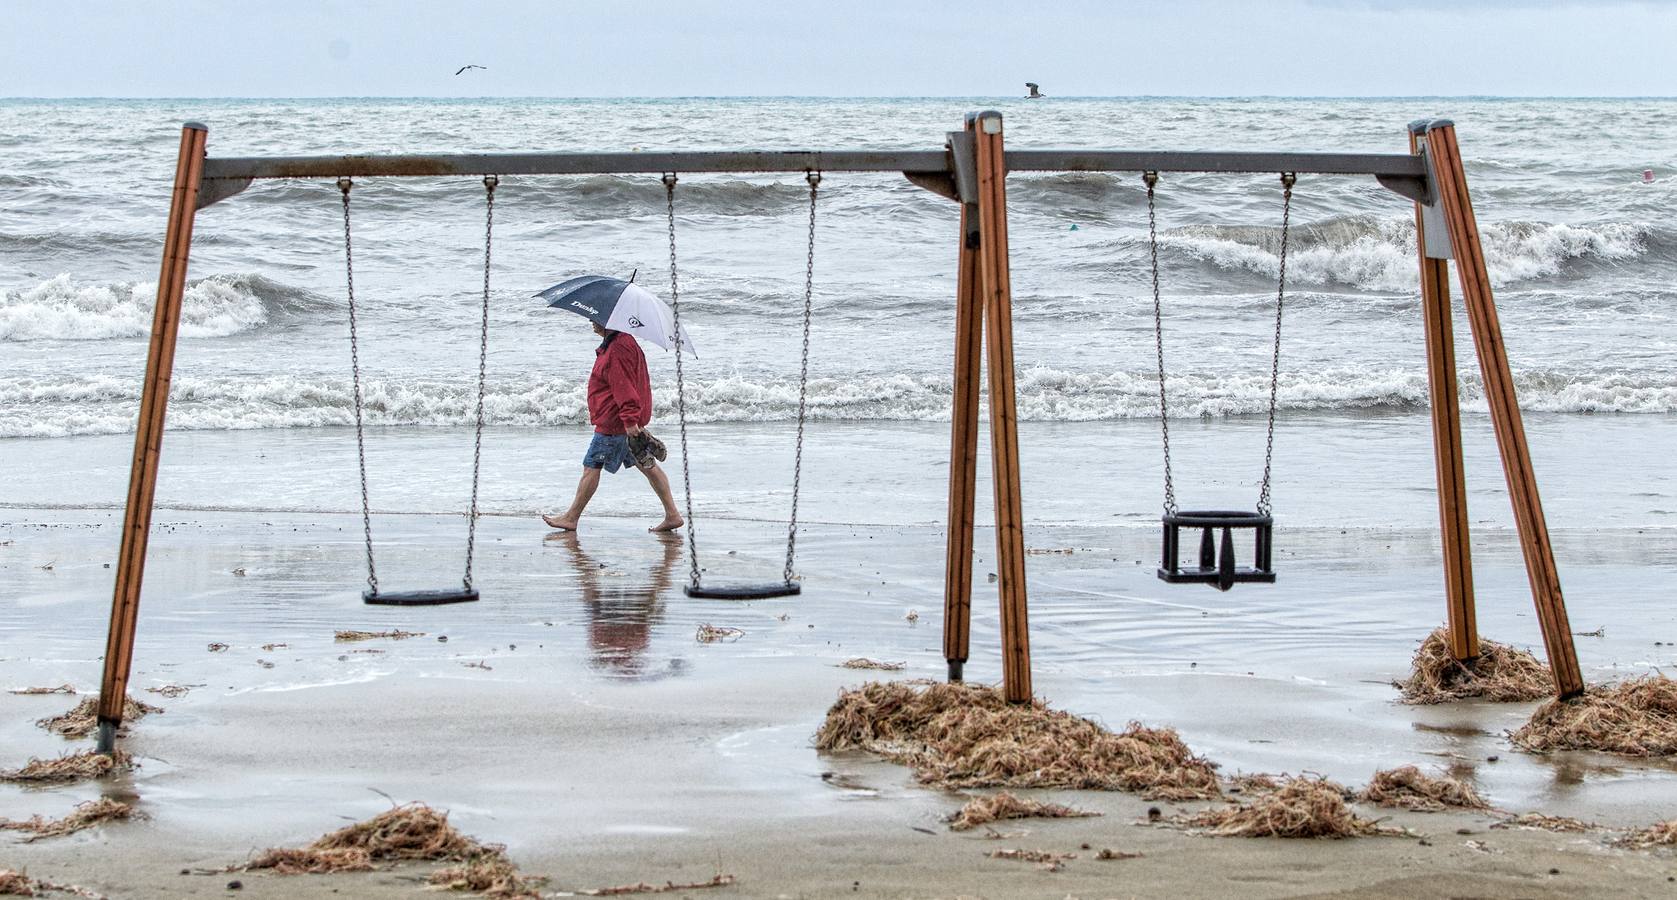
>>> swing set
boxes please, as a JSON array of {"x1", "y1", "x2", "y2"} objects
[{"x1": 93, "y1": 112, "x2": 1582, "y2": 753}]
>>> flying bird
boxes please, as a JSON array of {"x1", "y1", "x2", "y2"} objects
[
  {"x1": 1025, "y1": 82, "x2": 1044, "y2": 99},
  {"x1": 455, "y1": 64, "x2": 487, "y2": 75}
]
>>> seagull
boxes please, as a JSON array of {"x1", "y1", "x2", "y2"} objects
[
  {"x1": 1025, "y1": 82, "x2": 1044, "y2": 99},
  {"x1": 455, "y1": 64, "x2": 487, "y2": 76}
]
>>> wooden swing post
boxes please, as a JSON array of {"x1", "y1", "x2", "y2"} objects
[
  {"x1": 1420, "y1": 120, "x2": 1583, "y2": 699},
  {"x1": 972, "y1": 111, "x2": 1032, "y2": 704},
  {"x1": 1407, "y1": 123, "x2": 1478, "y2": 661},
  {"x1": 941, "y1": 119, "x2": 983, "y2": 682},
  {"x1": 96, "y1": 123, "x2": 208, "y2": 752}
]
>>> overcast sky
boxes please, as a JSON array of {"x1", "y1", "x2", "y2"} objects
[{"x1": 3, "y1": 0, "x2": 1673, "y2": 97}]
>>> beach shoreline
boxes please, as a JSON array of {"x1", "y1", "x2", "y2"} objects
[{"x1": 5, "y1": 504, "x2": 1677, "y2": 897}]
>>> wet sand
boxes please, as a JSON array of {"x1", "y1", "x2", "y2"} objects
[{"x1": 5, "y1": 501, "x2": 1677, "y2": 897}]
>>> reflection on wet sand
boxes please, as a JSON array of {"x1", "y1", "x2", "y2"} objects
[{"x1": 547, "y1": 531, "x2": 686, "y2": 681}]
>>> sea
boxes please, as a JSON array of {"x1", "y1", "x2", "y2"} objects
[{"x1": 2, "y1": 97, "x2": 1675, "y2": 531}]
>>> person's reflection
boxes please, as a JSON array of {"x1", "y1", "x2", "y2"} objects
[{"x1": 547, "y1": 530, "x2": 685, "y2": 680}]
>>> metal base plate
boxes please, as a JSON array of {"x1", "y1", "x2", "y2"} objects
[
  {"x1": 684, "y1": 582, "x2": 801, "y2": 600},
  {"x1": 363, "y1": 588, "x2": 480, "y2": 606}
]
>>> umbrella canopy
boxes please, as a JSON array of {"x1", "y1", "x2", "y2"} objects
[{"x1": 536, "y1": 275, "x2": 697, "y2": 356}]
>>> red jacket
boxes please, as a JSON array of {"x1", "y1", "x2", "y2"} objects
[{"x1": 587, "y1": 332, "x2": 653, "y2": 435}]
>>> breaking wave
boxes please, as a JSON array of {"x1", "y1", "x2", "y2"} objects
[
  {"x1": 0, "y1": 273, "x2": 328, "y2": 341},
  {"x1": 1155, "y1": 216, "x2": 1653, "y2": 291},
  {"x1": 6, "y1": 366, "x2": 1676, "y2": 438}
]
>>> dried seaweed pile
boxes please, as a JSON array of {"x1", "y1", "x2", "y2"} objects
[
  {"x1": 986, "y1": 848, "x2": 1075, "y2": 871},
  {"x1": 0, "y1": 868, "x2": 101, "y2": 898},
  {"x1": 1493, "y1": 813, "x2": 1597, "y2": 833},
  {"x1": 8, "y1": 685, "x2": 74, "y2": 696},
  {"x1": 243, "y1": 803, "x2": 541, "y2": 898},
  {"x1": 1358, "y1": 766, "x2": 1489, "y2": 812},
  {"x1": 1512, "y1": 675, "x2": 1677, "y2": 756},
  {"x1": 334, "y1": 629, "x2": 424, "y2": 642},
  {"x1": 1620, "y1": 820, "x2": 1677, "y2": 848},
  {"x1": 1396, "y1": 628, "x2": 1552, "y2": 704},
  {"x1": 815, "y1": 681, "x2": 1220, "y2": 800},
  {"x1": 694, "y1": 624, "x2": 743, "y2": 643},
  {"x1": 428, "y1": 854, "x2": 545, "y2": 899},
  {"x1": 946, "y1": 791, "x2": 1098, "y2": 831},
  {"x1": 0, "y1": 799, "x2": 136, "y2": 841},
  {"x1": 0, "y1": 750, "x2": 130, "y2": 784},
  {"x1": 36, "y1": 696, "x2": 160, "y2": 739},
  {"x1": 0, "y1": 870, "x2": 31, "y2": 896},
  {"x1": 1180, "y1": 776, "x2": 1393, "y2": 839},
  {"x1": 839, "y1": 658, "x2": 905, "y2": 671}
]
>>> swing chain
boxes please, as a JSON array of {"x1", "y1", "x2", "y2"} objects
[
  {"x1": 784, "y1": 171, "x2": 820, "y2": 585},
  {"x1": 463, "y1": 174, "x2": 497, "y2": 590},
  {"x1": 1144, "y1": 171, "x2": 1177, "y2": 516},
  {"x1": 1256, "y1": 172, "x2": 1294, "y2": 517},
  {"x1": 665, "y1": 172, "x2": 701, "y2": 590},
  {"x1": 338, "y1": 177, "x2": 379, "y2": 596}
]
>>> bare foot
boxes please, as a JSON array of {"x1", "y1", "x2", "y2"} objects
[
  {"x1": 543, "y1": 513, "x2": 578, "y2": 531},
  {"x1": 649, "y1": 515, "x2": 684, "y2": 533}
]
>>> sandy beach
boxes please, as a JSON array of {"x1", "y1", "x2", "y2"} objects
[{"x1": 5, "y1": 431, "x2": 1677, "y2": 897}]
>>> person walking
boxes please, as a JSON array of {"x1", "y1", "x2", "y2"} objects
[{"x1": 543, "y1": 321, "x2": 684, "y2": 532}]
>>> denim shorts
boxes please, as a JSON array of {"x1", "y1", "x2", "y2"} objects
[{"x1": 584, "y1": 432, "x2": 639, "y2": 473}]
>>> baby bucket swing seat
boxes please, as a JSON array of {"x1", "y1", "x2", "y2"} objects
[
  {"x1": 1147, "y1": 171, "x2": 1294, "y2": 592},
  {"x1": 337, "y1": 175, "x2": 498, "y2": 605},
  {"x1": 663, "y1": 170, "x2": 821, "y2": 600}
]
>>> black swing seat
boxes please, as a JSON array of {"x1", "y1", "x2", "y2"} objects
[
  {"x1": 684, "y1": 582, "x2": 801, "y2": 600},
  {"x1": 363, "y1": 587, "x2": 480, "y2": 606},
  {"x1": 1157, "y1": 510, "x2": 1275, "y2": 592}
]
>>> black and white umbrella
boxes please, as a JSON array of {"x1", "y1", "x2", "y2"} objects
[{"x1": 536, "y1": 274, "x2": 698, "y2": 355}]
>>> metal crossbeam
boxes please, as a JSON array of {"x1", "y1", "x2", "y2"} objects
[{"x1": 197, "y1": 147, "x2": 1429, "y2": 209}]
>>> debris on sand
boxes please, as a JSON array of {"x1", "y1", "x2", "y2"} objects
[
  {"x1": 0, "y1": 870, "x2": 29, "y2": 896},
  {"x1": 1511, "y1": 676, "x2": 1677, "y2": 756},
  {"x1": 946, "y1": 791, "x2": 1099, "y2": 831},
  {"x1": 1620, "y1": 820, "x2": 1677, "y2": 848},
  {"x1": 1095, "y1": 848, "x2": 1143, "y2": 860},
  {"x1": 428, "y1": 852, "x2": 546, "y2": 898},
  {"x1": 0, "y1": 869, "x2": 100, "y2": 898},
  {"x1": 985, "y1": 848, "x2": 1075, "y2": 871},
  {"x1": 839, "y1": 658, "x2": 905, "y2": 671},
  {"x1": 460, "y1": 661, "x2": 493, "y2": 671},
  {"x1": 7, "y1": 686, "x2": 74, "y2": 696},
  {"x1": 0, "y1": 750, "x2": 131, "y2": 784},
  {"x1": 242, "y1": 803, "x2": 545, "y2": 895},
  {"x1": 1179, "y1": 775, "x2": 1395, "y2": 838},
  {"x1": 1358, "y1": 766, "x2": 1489, "y2": 812},
  {"x1": 694, "y1": 624, "x2": 743, "y2": 643},
  {"x1": 580, "y1": 874, "x2": 736, "y2": 895},
  {"x1": 145, "y1": 684, "x2": 195, "y2": 698},
  {"x1": 207, "y1": 643, "x2": 229, "y2": 652},
  {"x1": 245, "y1": 803, "x2": 479, "y2": 872},
  {"x1": 1226, "y1": 773, "x2": 1282, "y2": 795},
  {"x1": 1493, "y1": 813, "x2": 1598, "y2": 833},
  {"x1": 815, "y1": 681, "x2": 1221, "y2": 800},
  {"x1": 37, "y1": 696, "x2": 160, "y2": 739},
  {"x1": 334, "y1": 629, "x2": 425, "y2": 642},
  {"x1": 0, "y1": 798, "x2": 138, "y2": 841},
  {"x1": 1396, "y1": 628, "x2": 1551, "y2": 704}
]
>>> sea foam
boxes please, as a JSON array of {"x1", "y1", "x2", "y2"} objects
[
  {"x1": 0, "y1": 273, "x2": 310, "y2": 342},
  {"x1": 5, "y1": 366, "x2": 1676, "y2": 438}
]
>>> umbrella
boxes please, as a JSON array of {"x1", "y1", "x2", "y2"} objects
[{"x1": 536, "y1": 274, "x2": 697, "y2": 356}]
